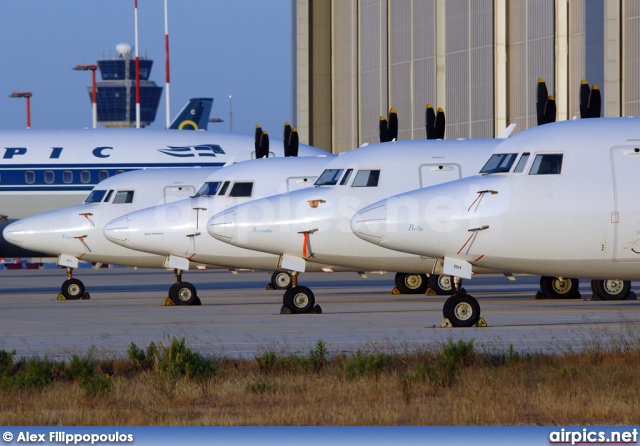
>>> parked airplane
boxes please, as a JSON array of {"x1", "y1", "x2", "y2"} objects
[
  {"x1": 351, "y1": 117, "x2": 640, "y2": 327},
  {"x1": 3, "y1": 155, "x2": 339, "y2": 304},
  {"x1": 0, "y1": 118, "x2": 323, "y2": 258},
  {"x1": 207, "y1": 134, "x2": 517, "y2": 313}
]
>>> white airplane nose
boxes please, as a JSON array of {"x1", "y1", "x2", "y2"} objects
[
  {"x1": 350, "y1": 202, "x2": 387, "y2": 245},
  {"x1": 103, "y1": 215, "x2": 129, "y2": 246},
  {"x1": 208, "y1": 210, "x2": 235, "y2": 243},
  {"x1": 3, "y1": 221, "x2": 26, "y2": 246}
]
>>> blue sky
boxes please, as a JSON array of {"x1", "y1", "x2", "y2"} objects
[{"x1": 0, "y1": 1, "x2": 293, "y2": 136}]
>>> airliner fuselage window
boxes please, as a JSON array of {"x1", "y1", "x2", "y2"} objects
[
  {"x1": 113, "y1": 190, "x2": 134, "y2": 204},
  {"x1": 529, "y1": 154, "x2": 563, "y2": 175},
  {"x1": 315, "y1": 169, "x2": 344, "y2": 186},
  {"x1": 352, "y1": 170, "x2": 380, "y2": 187},
  {"x1": 479, "y1": 153, "x2": 518, "y2": 174}
]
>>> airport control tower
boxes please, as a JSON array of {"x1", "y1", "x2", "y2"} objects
[{"x1": 88, "y1": 43, "x2": 162, "y2": 128}]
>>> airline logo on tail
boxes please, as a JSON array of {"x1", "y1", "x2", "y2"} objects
[{"x1": 157, "y1": 144, "x2": 226, "y2": 158}]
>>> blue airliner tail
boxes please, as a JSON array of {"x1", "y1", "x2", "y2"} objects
[{"x1": 168, "y1": 98, "x2": 214, "y2": 130}]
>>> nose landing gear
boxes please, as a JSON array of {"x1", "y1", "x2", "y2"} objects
[
  {"x1": 58, "y1": 267, "x2": 89, "y2": 300},
  {"x1": 164, "y1": 268, "x2": 200, "y2": 306}
]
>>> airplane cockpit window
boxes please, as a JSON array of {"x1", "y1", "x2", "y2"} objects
[
  {"x1": 339, "y1": 169, "x2": 354, "y2": 186},
  {"x1": 113, "y1": 190, "x2": 134, "y2": 204},
  {"x1": 529, "y1": 154, "x2": 563, "y2": 175},
  {"x1": 104, "y1": 190, "x2": 114, "y2": 202},
  {"x1": 513, "y1": 153, "x2": 530, "y2": 173},
  {"x1": 314, "y1": 169, "x2": 344, "y2": 186},
  {"x1": 228, "y1": 182, "x2": 254, "y2": 198},
  {"x1": 195, "y1": 181, "x2": 222, "y2": 197},
  {"x1": 352, "y1": 170, "x2": 380, "y2": 187},
  {"x1": 218, "y1": 181, "x2": 230, "y2": 196},
  {"x1": 479, "y1": 153, "x2": 518, "y2": 174},
  {"x1": 84, "y1": 190, "x2": 107, "y2": 203}
]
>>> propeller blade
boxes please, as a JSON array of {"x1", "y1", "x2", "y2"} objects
[
  {"x1": 283, "y1": 122, "x2": 292, "y2": 155},
  {"x1": 543, "y1": 95, "x2": 556, "y2": 124},
  {"x1": 588, "y1": 85, "x2": 601, "y2": 118},
  {"x1": 254, "y1": 125, "x2": 263, "y2": 155},
  {"x1": 388, "y1": 107, "x2": 398, "y2": 141},
  {"x1": 579, "y1": 80, "x2": 590, "y2": 119},
  {"x1": 435, "y1": 107, "x2": 446, "y2": 139},
  {"x1": 425, "y1": 104, "x2": 436, "y2": 140},
  {"x1": 379, "y1": 116, "x2": 389, "y2": 143},
  {"x1": 536, "y1": 78, "x2": 548, "y2": 126},
  {"x1": 257, "y1": 131, "x2": 269, "y2": 158},
  {"x1": 288, "y1": 128, "x2": 299, "y2": 157}
]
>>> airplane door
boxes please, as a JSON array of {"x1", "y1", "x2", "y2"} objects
[
  {"x1": 419, "y1": 164, "x2": 462, "y2": 188},
  {"x1": 287, "y1": 176, "x2": 318, "y2": 192},
  {"x1": 163, "y1": 185, "x2": 196, "y2": 204},
  {"x1": 611, "y1": 147, "x2": 640, "y2": 262}
]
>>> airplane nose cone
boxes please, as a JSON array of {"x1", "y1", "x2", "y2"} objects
[
  {"x1": 3, "y1": 221, "x2": 26, "y2": 246},
  {"x1": 103, "y1": 215, "x2": 129, "y2": 246},
  {"x1": 208, "y1": 211, "x2": 235, "y2": 243},
  {"x1": 350, "y1": 203, "x2": 388, "y2": 245}
]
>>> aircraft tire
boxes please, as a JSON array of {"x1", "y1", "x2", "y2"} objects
[
  {"x1": 394, "y1": 273, "x2": 428, "y2": 294},
  {"x1": 61, "y1": 278, "x2": 85, "y2": 300},
  {"x1": 283, "y1": 286, "x2": 315, "y2": 314},
  {"x1": 271, "y1": 271, "x2": 292, "y2": 290},
  {"x1": 169, "y1": 282, "x2": 198, "y2": 305},
  {"x1": 443, "y1": 293, "x2": 480, "y2": 328},
  {"x1": 428, "y1": 274, "x2": 453, "y2": 295},
  {"x1": 591, "y1": 279, "x2": 631, "y2": 301},
  {"x1": 540, "y1": 276, "x2": 580, "y2": 299}
]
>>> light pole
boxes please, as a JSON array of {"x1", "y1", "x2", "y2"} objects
[
  {"x1": 229, "y1": 94, "x2": 233, "y2": 132},
  {"x1": 73, "y1": 63, "x2": 98, "y2": 128},
  {"x1": 9, "y1": 91, "x2": 32, "y2": 129}
]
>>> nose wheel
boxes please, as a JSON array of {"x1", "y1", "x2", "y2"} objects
[
  {"x1": 58, "y1": 267, "x2": 89, "y2": 300},
  {"x1": 270, "y1": 271, "x2": 292, "y2": 290},
  {"x1": 166, "y1": 269, "x2": 201, "y2": 305},
  {"x1": 394, "y1": 273, "x2": 428, "y2": 294},
  {"x1": 440, "y1": 276, "x2": 483, "y2": 327},
  {"x1": 443, "y1": 291, "x2": 481, "y2": 327},
  {"x1": 280, "y1": 272, "x2": 322, "y2": 314}
]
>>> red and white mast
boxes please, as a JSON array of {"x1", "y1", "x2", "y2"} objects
[
  {"x1": 164, "y1": 0, "x2": 171, "y2": 128},
  {"x1": 134, "y1": 0, "x2": 141, "y2": 128}
]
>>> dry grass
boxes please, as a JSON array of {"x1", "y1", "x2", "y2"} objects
[{"x1": 0, "y1": 334, "x2": 640, "y2": 425}]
